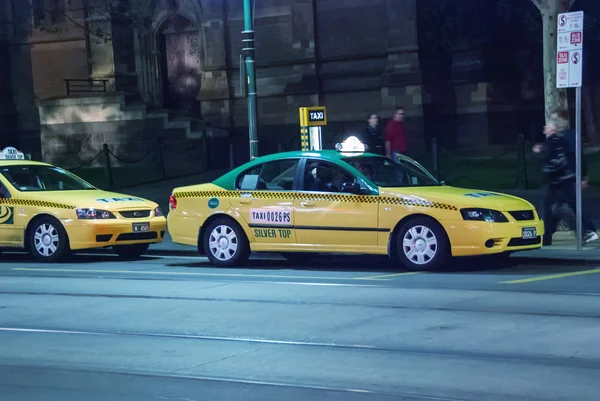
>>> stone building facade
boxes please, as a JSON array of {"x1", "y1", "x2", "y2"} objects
[{"x1": 0, "y1": 0, "x2": 544, "y2": 168}]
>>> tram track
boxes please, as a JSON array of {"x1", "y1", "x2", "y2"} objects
[
  {"x1": 2, "y1": 289, "x2": 600, "y2": 320},
  {"x1": 1, "y1": 325, "x2": 599, "y2": 370},
  {"x1": 0, "y1": 362, "x2": 503, "y2": 401}
]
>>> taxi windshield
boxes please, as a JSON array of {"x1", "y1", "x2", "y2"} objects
[
  {"x1": 342, "y1": 156, "x2": 440, "y2": 188},
  {"x1": 0, "y1": 165, "x2": 95, "y2": 192}
]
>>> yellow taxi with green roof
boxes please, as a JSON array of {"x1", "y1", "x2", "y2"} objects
[
  {"x1": 167, "y1": 137, "x2": 543, "y2": 270},
  {"x1": 0, "y1": 147, "x2": 166, "y2": 262}
]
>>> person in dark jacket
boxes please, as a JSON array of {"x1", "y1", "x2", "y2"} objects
[
  {"x1": 362, "y1": 113, "x2": 384, "y2": 155},
  {"x1": 533, "y1": 111, "x2": 597, "y2": 245}
]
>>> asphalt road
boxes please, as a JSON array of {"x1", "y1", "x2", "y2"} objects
[{"x1": 1, "y1": 252, "x2": 599, "y2": 401}]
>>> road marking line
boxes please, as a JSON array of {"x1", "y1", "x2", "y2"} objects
[
  {"x1": 11, "y1": 268, "x2": 391, "y2": 282},
  {"x1": 247, "y1": 281, "x2": 382, "y2": 287},
  {"x1": 356, "y1": 272, "x2": 421, "y2": 280},
  {"x1": 500, "y1": 269, "x2": 600, "y2": 284}
]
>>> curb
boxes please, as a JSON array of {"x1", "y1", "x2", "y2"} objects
[
  {"x1": 146, "y1": 249, "x2": 200, "y2": 257},
  {"x1": 142, "y1": 248, "x2": 600, "y2": 264}
]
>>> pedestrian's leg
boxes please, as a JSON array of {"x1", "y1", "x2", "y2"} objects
[
  {"x1": 540, "y1": 185, "x2": 556, "y2": 245},
  {"x1": 563, "y1": 182, "x2": 598, "y2": 243}
]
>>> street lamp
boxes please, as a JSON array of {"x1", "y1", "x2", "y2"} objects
[{"x1": 242, "y1": 0, "x2": 258, "y2": 160}]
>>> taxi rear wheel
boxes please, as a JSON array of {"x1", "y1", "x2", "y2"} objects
[
  {"x1": 396, "y1": 217, "x2": 449, "y2": 271},
  {"x1": 114, "y1": 244, "x2": 149, "y2": 260},
  {"x1": 27, "y1": 216, "x2": 70, "y2": 263},
  {"x1": 203, "y1": 217, "x2": 249, "y2": 267}
]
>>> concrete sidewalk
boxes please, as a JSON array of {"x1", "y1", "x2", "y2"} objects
[{"x1": 116, "y1": 172, "x2": 600, "y2": 263}]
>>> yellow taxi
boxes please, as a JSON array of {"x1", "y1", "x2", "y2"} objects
[
  {"x1": 167, "y1": 137, "x2": 543, "y2": 270},
  {"x1": 0, "y1": 147, "x2": 166, "y2": 262}
]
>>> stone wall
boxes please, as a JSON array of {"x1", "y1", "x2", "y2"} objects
[
  {"x1": 38, "y1": 94, "x2": 211, "y2": 175},
  {"x1": 2, "y1": 0, "x2": 541, "y2": 164},
  {"x1": 189, "y1": 0, "x2": 425, "y2": 157}
]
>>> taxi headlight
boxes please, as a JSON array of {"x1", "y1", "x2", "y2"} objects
[
  {"x1": 460, "y1": 208, "x2": 508, "y2": 223},
  {"x1": 154, "y1": 207, "x2": 163, "y2": 217},
  {"x1": 76, "y1": 208, "x2": 116, "y2": 220}
]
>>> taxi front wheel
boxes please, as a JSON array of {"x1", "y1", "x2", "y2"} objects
[
  {"x1": 396, "y1": 217, "x2": 449, "y2": 271},
  {"x1": 27, "y1": 216, "x2": 70, "y2": 263},
  {"x1": 203, "y1": 217, "x2": 250, "y2": 267}
]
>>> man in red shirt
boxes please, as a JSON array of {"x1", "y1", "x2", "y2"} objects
[{"x1": 385, "y1": 107, "x2": 407, "y2": 162}]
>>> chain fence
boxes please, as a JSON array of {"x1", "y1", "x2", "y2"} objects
[
  {"x1": 57, "y1": 130, "x2": 599, "y2": 192},
  {"x1": 62, "y1": 137, "x2": 218, "y2": 190},
  {"x1": 410, "y1": 134, "x2": 600, "y2": 191}
]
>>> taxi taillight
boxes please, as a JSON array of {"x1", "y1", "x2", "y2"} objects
[{"x1": 169, "y1": 194, "x2": 177, "y2": 210}]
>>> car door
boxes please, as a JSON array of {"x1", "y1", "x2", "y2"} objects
[
  {"x1": 0, "y1": 176, "x2": 21, "y2": 246},
  {"x1": 294, "y1": 159, "x2": 379, "y2": 248},
  {"x1": 231, "y1": 158, "x2": 300, "y2": 245}
]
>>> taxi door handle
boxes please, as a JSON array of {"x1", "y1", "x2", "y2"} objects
[
  {"x1": 239, "y1": 198, "x2": 251, "y2": 204},
  {"x1": 301, "y1": 201, "x2": 316, "y2": 207}
]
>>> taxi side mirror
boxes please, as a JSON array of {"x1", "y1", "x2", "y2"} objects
[{"x1": 341, "y1": 181, "x2": 361, "y2": 194}]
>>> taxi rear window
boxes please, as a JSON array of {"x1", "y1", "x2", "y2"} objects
[
  {"x1": 0, "y1": 165, "x2": 95, "y2": 192},
  {"x1": 342, "y1": 156, "x2": 440, "y2": 187}
]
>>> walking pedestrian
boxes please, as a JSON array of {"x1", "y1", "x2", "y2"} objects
[
  {"x1": 533, "y1": 111, "x2": 598, "y2": 245},
  {"x1": 362, "y1": 113, "x2": 384, "y2": 155},
  {"x1": 385, "y1": 107, "x2": 407, "y2": 162}
]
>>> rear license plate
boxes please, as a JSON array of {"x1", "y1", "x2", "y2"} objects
[
  {"x1": 522, "y1": 227, "x2": 536, "y2": 239},
  {"x1": 132, "y1": 222, "x2": 150, "y2": 232}
]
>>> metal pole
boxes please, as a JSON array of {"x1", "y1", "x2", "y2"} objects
[
  {"x1": 575, "y1": 87, "x2": 583, "y2": 250},
  {"x1": 432, "y1": 138, "x2": 438, "y2": 179},
  {"x1": 242, "y1": 0, "x2": 258, "y2": 160}
]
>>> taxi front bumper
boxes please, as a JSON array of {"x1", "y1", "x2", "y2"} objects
[
  {"x1": 442, "y1": 218, "x2": 544, "y2": 257},
  {"x1": 62, "y1": 217, "x2": 167, "y2": 250}
]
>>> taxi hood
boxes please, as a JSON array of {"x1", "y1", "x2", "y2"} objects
[
  {"x1": 380, "y1": 186, "x2": 535, "y2": 211},
  {"x1": 32, "y1": 190, "x2": 158, "y2": 210}
]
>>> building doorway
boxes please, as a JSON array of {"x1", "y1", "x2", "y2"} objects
[{"x1": 157, "y1": 15, "x2": 202, "y2": 116}]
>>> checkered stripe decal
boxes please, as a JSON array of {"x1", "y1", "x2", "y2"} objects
[
  {"x1": 0, "y1": 198, "x2": 75, "y2": 210},
  {"x1": 300, "y1": 127, "x2": 309, "y2": 151},
  {"x1": 174, "y1": 191, "x2": 458, "y2": 211}
]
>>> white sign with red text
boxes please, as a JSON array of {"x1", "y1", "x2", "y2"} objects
[{"x1": 557, "y1": 11, "x2": 584, "y2": 88}]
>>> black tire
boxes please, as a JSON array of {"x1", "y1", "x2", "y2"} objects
[
  {"x1": 203, "y1": 217, "x2": 250, "y2": 267},
  {"x1": 27, "y1": 216, "x2": 70, "y2": 263},
  {"x1": 114, "y1": 243, "x2": 150, "y2": 260},
  {"x1": 395, "y1": 216, "x2": 449, "y2": 271}
]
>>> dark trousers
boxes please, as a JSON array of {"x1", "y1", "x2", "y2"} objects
[{"x1": 540, "y1": 181, "x2": 596, "y2": 245}]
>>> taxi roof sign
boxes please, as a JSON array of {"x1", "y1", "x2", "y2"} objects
[
  {"x1": 299, "y1": 106, "x2": 327, "y2": 127},
  {"x1": 335, "y1": 136, "x2": 367, "y2": 153},
  {"x1": 0, "y1": 147, "x2": 25, "y2": 160}
]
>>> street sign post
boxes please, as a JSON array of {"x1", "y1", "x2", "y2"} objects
[{"x1": 556, "y1": 10, "x2": 584, "y2": 250}]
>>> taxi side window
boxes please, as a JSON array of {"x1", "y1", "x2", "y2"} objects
[
  {"x1": 303, "y1": 161, "x2": 355, "y2": 193},
  {"x1": 0, "y1": 182, "x2": 11, "y2": 199},
  {"x1": 235, "y1": 159, "x2": 299, "y2": 191}
]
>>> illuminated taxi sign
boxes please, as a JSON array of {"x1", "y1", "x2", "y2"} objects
[
  {"x1": 0, "y1": 147, "x2": 25, "y2": 160},
  {"x1": 335, "y1": 136, "x2": 366, "y2": 153},
  {"x1": 299, "y1": 106, "x2": 327, "y2": 127}
]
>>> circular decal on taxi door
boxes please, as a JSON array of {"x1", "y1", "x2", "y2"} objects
[
  {"x1": 0, "y1": 205, "x2": 14, "y2": 225},
  {"x1": 208, "y1": 198, "x2": 220, "y2": 209}
]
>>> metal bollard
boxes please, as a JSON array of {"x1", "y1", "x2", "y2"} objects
[
  {"x1": 431, "y1": 138, "x2": 439, "y2": 180},
  {"x1": 102, "y1": 143, "x2": 113, "y2": 188}
]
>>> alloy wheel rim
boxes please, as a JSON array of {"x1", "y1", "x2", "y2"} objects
[
  {"x1": 402, "y1": 225, "x2": 437, "y2": 265},
  {"x1": 209, "y1": 225, "x2": 238, "y2": 261},
  {"x1": 34, "y1": 223, "x2": 59, "y2": 257}
]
